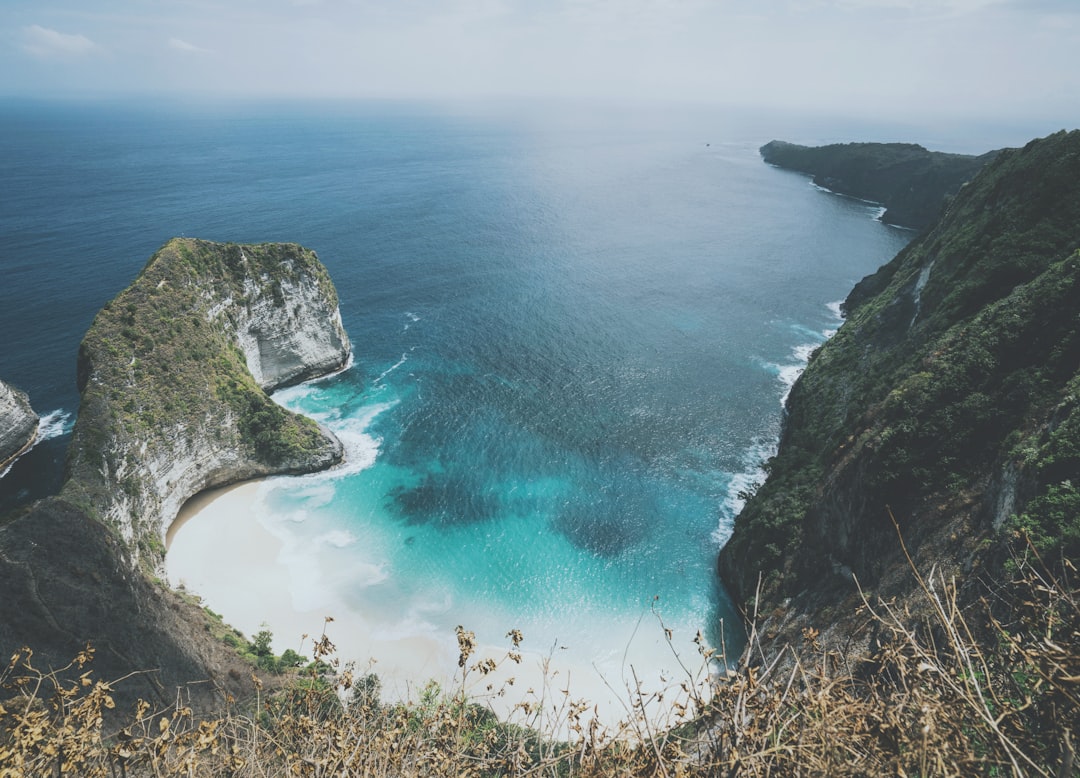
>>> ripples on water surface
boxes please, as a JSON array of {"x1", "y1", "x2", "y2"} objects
[{"x1": 0, "y1": 100, "x2": 912, "y2": 690}]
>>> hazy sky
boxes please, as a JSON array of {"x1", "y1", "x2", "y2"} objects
[{"x1": 3, "y1": 0, "x2": 1078, "y2": 123}]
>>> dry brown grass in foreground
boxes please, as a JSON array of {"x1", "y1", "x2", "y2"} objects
[{"x1": 1, "y1": 548, "x2": 1076, "y2": 777}]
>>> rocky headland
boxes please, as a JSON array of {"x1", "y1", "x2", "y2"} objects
[
  {"x1": 0, "y1": 379, "x2": 39, "y2": 471},
  {"x1": 62, "y1": 238, "x2": 351, "y2": 569},
  {"x1": 723, "y1": 130, "x2": 1080, "y2": 658},
  {"x1": 0, "y1": 238, "x2": 351, "y2": 711},
  {"x1": 0, "y1": 133, "x2": 1077, "y2": 772},
  {"x1": 760, "y1": 139, "x2": 1000, "y2": 229}
]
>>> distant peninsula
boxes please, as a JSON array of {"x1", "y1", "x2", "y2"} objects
[
  {"x1": 0, "y1": 238, "x2": 351, "y2": 711},
  {"x1": 760, "y1": 139, "x2": 1000, "y2": 229}
]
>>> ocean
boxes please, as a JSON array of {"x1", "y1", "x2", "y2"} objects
[{"x1": 0, "y1": 98, "x2": 913, "y2": 704}]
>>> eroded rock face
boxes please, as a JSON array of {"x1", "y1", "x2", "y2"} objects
[
  {"x1": 0, "y1": 237, "x2": 353, "y2": 714},
  {"x1": 61, "y1": 238, "x2": 352, "y2": 568},
  {"x1": 0, "y1": 498, "x2": 265, "y2": 716},
  {"x1": 0, "y1": 379, "x2": 38, "y2": 470},
  {"x1": 230, "y1": 257, "x2": 351, "y2": 390}
]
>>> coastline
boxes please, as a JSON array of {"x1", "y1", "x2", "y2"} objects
[
  {"x1": 166, "y1": 480, "x2": 715, "y2": 726},
  {"x1": 167, "y1": 480, "x2": 264, "y2": 550},
  {"x1": 0, "y1": 430, "x2": 37, "y2": 476}
]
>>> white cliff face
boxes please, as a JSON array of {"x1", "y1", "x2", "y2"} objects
[
  {"x1": 0, "y1": 380, "x2": 38, "y2": 471},
  {"x1": 62, "y1": 239, "x2": 351, "y2": 570},
  {"x1": 226, "y1": 263, "x2": 351, "y2": 390}
]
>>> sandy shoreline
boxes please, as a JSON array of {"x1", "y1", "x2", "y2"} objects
[{"x1": 166, "y1": 478, "x2": 716, "y2": 727}]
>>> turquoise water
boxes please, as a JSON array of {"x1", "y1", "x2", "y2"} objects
[{"x1": 0, "y1": 100, "x2": 912, "y2": 680}]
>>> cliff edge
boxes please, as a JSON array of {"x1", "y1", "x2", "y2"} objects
[
  {"x1": 724, "y1": 130, "x2": 1080, "y2": 655},
  {"x1": 0, "y1": 379, "x2": 39, "y2": 471},
  {"x1": 0, "y1": 238, "x2": 352, "y2": 712},
  {"x1": 760, "y1": 139, "x2": 999, "y2": 229},
  {"x1": 61, "y1": 238, "x2": 351, "y2": 568}
]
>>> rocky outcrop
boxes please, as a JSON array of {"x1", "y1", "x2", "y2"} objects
[
  {"x1": 0, "y1": 379, "x2": 39, "y2": 471},
  {"x1": 0, "y1": 497, "x2": 266, "y2": 714},
  {"x1": 724, "y1": 131, "x2": 1080, "y2": 657},
  {"x1": 0, "y1": 237, "x2": 352, "y2": 713},
  {"x1": 760, "y1": 140, "x2": 999, "y2": 229},
  {"x1": 61, "y1": 238, "x2": 351, "y2": 569}
]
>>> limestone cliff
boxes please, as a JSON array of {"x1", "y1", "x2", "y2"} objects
[
  {"x1": 0, "y1": 237, "x2": 352, "y2": 713},
  {"x1": 723, "y1": 131, "x2": 1080, "y2": 655},
  {"x1": 0, "y1": 379, "x2": 39, "y2": 471},
  {"x1": 61, "y1": 238, "x2": 351, "y2": 568},
  {"x1": 760, "y1": 139, "x2": 999, "y2": 229}
]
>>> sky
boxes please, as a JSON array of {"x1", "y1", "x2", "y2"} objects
[{"x1": 1, "y1": 0, "x2": 1078, "y2": 125}]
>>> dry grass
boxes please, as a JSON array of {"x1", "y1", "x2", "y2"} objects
[{"x1": 1, "y1": 545, "x2": 1076, "y2": 777}]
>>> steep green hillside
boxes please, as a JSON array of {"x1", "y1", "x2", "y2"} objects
[
  {"x1": 723, "y1": 131, "x2": 1080, "y2": 626},
  {"x1": 0, "y1": 238, "x2": 353, "y2": 717},
  {"x1": 62, "y1": 238, "x2": 350, "y2": 567},
  {"x1": 760, "y1": 139, "x2": 998, "y2": 228}
]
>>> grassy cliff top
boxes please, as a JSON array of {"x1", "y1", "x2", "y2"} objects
[
  {"x1": 726, "y1": 130, "x2": 1080, "y2": 610},
  {"x1": 62, "y1": 238, "x2": 345, "y2": 560}
]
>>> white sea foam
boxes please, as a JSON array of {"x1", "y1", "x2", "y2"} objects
[
  {"x1": 1, "y1": 409, "x2": 74, "y2": 478},
  {"x1": 313, "y1": 402, "x2": 397, "y2": 479},
  {"x1": 714, "y1": 436, "x2": 776, "y2": 546},
  {"x1": 37, "y1": 409, "x2": 74, "y2": 441},
  {"x1": 761, "y1": 348, "x2": 813, "y2": 406},
  {"x1": 272, "y1": 381, "x2": 398, "y2": 481},
  {"x1": 374, "y1": 351, "x2": 412, "y2": 385},
  {"x1": 721, "y1": 299, "x2": 849, "y2": 541},
  {"x1": 271, "y1": 382, "x2": 318, "y2": 406},
  {"x1": 349, "y1": 561, "x2": 390, "y2": 588},
  {"x1": 286, "y1": 481, "x2": 337, "y2": 509},
  {"x1": 319, "y1": 529, "x2": 358, "y2": 548},
  {"x1": 809, "y1": 179, "x2": 883, "y2": 209},
  {"x1": 826, "y1": 300, "x2": 844, "y2": 320}
]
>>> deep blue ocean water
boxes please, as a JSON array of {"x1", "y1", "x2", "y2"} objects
[{"x1": 0, "y1": 99, "x2": 913, "y2": 685}]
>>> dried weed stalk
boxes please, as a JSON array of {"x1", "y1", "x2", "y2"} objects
[{"x1": 1, "y1": 545, "x2": 1076, "y2": 776}]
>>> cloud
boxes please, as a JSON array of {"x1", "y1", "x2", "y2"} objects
[
  {"x1": 169, "y1": 37, "x2": 209, "y2": 54},
  {"x1": 22, "y1": 25, "x2": 99, "y2": 59}
]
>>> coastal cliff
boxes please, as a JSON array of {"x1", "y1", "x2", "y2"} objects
[
  {"x1": 722, "y1": 130, "x2": 1080, "y2": 653},
  {"x1": 760, "y1": 139, "x2": 998, "y2": 229},
  {"x1": 61, "y1": 238, "x2": 350, "y2": 568},
  {"x1": 0, "y1": 379, "x2": 39, "y2": 471},
  {"x1": 0, "y1": 238, "x2": 352, "y2": 712}
]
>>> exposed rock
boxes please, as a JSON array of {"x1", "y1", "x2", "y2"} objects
[
  {"x1": 0, "y1": 379, "x2": 39, "y2": 471},
  {"x1": 760, "y1": 139, "x2": 999, "y2": 229},
  {"x1": 0, "y1": 237, "x2": 352, "y2": 714},
  {"x1": 0, "y1": 498, "x2": 266, "y2": 715},
  {"x1": 60, "y1": 237, "x2": 351, "y2": 568},
  {"x1": 724, "y1": 130, "x2": 1080, "y2": 660}
]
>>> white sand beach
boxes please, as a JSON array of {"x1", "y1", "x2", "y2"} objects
[{"x1": 166, "y1": 478, "x2": 716, "y2": 728}]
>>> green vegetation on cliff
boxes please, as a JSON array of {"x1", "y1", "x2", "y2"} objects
[
  {"x1": 723, "y1": 130, "x2": 1080, "y2": 613},
  {"x1": 760, "y1": 139, "x2": 999, "y2": 229},
  {"x1": 0, "y1": 237, "x2": 352, "y2": 721},
  {"x1": 61, "y1": 238, "x2": 347, "y2": 565}
]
